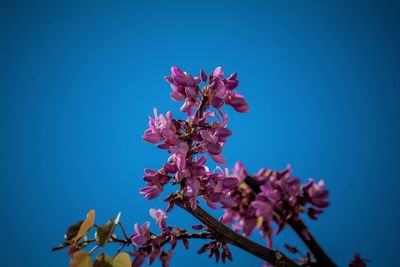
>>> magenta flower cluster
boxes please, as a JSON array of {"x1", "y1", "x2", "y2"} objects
[
  {"x1": 141, "y1": 66, "x2": 249, "y2": 210},
  {"x1": 130, "y1": 209, "x2": 174, "y2": 267},
  {"x1": 164, "y1": 66, "x2": 248, "y2": 115},
  {"x1": 130, "y1": 208, "x2": 233, "y2": 267},
  {"x1": 221, "y1": 162, "x2": 329, "y2": 248}
]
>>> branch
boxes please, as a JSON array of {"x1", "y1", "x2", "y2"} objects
[
  {"x1": 244, "y1": 176, "x2": 337, "y2": 267},
  {"x1": 113, "y1": 230, "x2": 214, "y2": 247},
  {"x1": 176, "y1": 200, "x2": 300, "y2": 267}
]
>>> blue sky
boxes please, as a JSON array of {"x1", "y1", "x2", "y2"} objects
[{"x1": 1, "y1": 0, "x2": 399, "y2": 266}]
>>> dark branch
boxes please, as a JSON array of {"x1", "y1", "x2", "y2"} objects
[{"x1": 176, "y1": 200, "x2": 300, "y2": 267}]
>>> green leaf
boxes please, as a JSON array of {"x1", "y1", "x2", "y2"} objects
[
  {"x1": 95, "y1": 212, "x2": 121, "y2": 247},
  {"x1": 71, "y1": 210, "x2": 95, "y2": 244},
  {"x1": 93, "y1": 253, "x2": 113, "y2": 267},
  {"x1": 70, "y1": 251, "x2": 91, "y2": 267},
  {"x1": 111, "y1": 253, "x2": 132, "y2": 267}
]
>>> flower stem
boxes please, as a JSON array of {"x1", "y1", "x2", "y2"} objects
[{"x1": 176, "y1": 200, "x2": 300, "y2": 267}]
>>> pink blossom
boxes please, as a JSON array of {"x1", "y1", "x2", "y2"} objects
[
  {"x1": 199, "y1": 128, "x2": 229, "y2": 164},
  {"x1": 224, "y1": 91, "x2": 249, "y2": 112},
  {"x1": 139, "y1": 185, "x2": 163, "y2": 200},
  {"x1": 160, "y1": 250, "x2": 173, "y2": 267},
  {"x1": 131, "y1": 222, "x2": 150, "y2": 246},
  {"x1": 231, "y1": 161, "x2": 248, "y2": 181},
  {"x1": 149, "y1": 208, "x2": 167, "y2": 229},
  {"x1": 142, "y1": 108, "x2": 180, "y2": 147},
  {"x1": 164, "y1": 66, "x2": 201, "y2": 115},
  {"x1": 140, "y1": 167, "x2": 174, "y2": 200},
  {"x1": 303, "y1": 179, "x2": 330, "y2": 209},
  {"x1": 205, "y1": 66, "x2": 249, "y2": 112}
]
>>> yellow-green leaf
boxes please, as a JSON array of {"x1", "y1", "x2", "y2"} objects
[
  {"x1": 96, "y1": 212, "x2": 121, "y2": 247},
  {"x1": 111, "y1": 253, "x2": 132, "y2": 267},
  {"x1": 72, "y1": 210, "x2": 95, "y2": 244},
  {"x1": 70, "y1": 251, "x2": 91, "y2": 267}
]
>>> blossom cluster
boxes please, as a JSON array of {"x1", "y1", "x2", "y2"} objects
[
  {"x1": 221, "y1": 162, "x2": 330, "y2": 248},
  {"x1": 141, "y1": 66, "x2": 249, "y2": 210},
  {"x1": 130, "y1": 208, "x2": 232, "y2": 267},
  {"x1": 164, "y1": 66, "x2": 249, "y2": 115},
  {"x1": 130, "y1": 209, "x2": 174, "y2": 267}
]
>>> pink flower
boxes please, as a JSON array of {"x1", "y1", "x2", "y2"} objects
[
  {"x1": 205, "y1": 66, "x2": 249, "y2": 112},
  {"x1": 199, "y1": 128, "x2": 230, "y2": 164},
  {"x1": 164, "y1": 66, "x2": 201, "y2": 115},
  {"x1": 132, "y1": 252, "x2": 147, "y2": 267},
  {"x1": 160, "y1": 250, "x2": 174, "y2": 267},
  {"x1": 231, "y1": 161, "x2": 248, "y2": 181},
  {"x1": 142, "y1": 108, "x2": 180, "y2": 147},
  {"x1": 168, "y1": 142, "x2": 189, "y2": 171},
  {"x1": 149, "y1": 208, "x2": 167, "y2": 229},
  {"x1": 303, "y1": 179, "x2": 330, "y2": 209},
  {"x1": 224, "y1": 91, "x2": 249, "y2": 112},
  {"x1": 131, "y1": 222, "x2": 150, "y2": 246},
  {"x1": 139, "y1": 185, "x2": 163, "y2": 200},
  {"x1": 251, "y1": 200, "x2": 273, "y2": 218}
]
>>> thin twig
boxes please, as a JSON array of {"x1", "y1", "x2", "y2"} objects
[{"x1": 118, "y1": 222, "x2": 130, "y2": 241}]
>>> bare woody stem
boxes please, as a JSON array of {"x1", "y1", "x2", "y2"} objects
[
  {"x1": 112, "y1": 230, "x2": 214, "y2": 247},
  {"x1": 244, "y1": 176, "x2": 337, "y2": 267},
  {"x1": 176, "y1": 200, "x2": 300, "y2": 267},
  {"x1": 143, "y1": 231, "x2": 215, "y2": 252}
]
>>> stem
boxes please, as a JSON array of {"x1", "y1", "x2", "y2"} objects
[
  {"x1": 118, "y1": 222, "x2": 130, "y2": 241},
  {"x1": 176, "y1": 200, "x2": 299, "y2": 267},
  {"x1": 198, "y1": 95, "x2": 208, "y2": 118},
  {"x1": 244, "y1": 176, "x2": 337, "y2": 267},
  {"x1": 160, "y1": 231, "x2": 214, "y2": 248},
  {"x1": 113, "y1": 230, "x2": 214, "y2": 246}
]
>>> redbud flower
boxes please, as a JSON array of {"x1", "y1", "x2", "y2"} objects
[
  {"x1": 139, "y1": 185, "x2": 163, "y2": 200},
  {"x1": 132, "y1": 251, "x2": 147, "y2": 267},
  {"x1": 224, "y1": 91, "x2": 249, "y2": 112},
  {"x1": 302, "y1": 179, "x2": 330, "y2": 209},
  {"x1": 149, "y1": 208, "x2": 167, "y2": 229},
  {"x1": 142, "y1": 108, "x2": 179, "y2": 146},
  {"x1": 131, "y1": 222, "x2": 150, "y2": 246},
  {"x1": 164, "y1": 66, "x2": 201, "y2": 115},
  {"x1": 200, "y1": 128, "x2": 227, "y2": 164},
  {"x1": 160, "y1": 250, "x2": 174, "y2": 267},
  {"x1": 205, "y1": 66, "x2": 249, "y2": 112},
  {"x1": 231, "y1": 161, "x2": 248, "y2": 181}
]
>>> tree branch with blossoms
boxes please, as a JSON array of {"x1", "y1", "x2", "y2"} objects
[
  {"x1": 53, "y1": 66, "x2": 367, "y2": 267},
  {"x1": 243, "y1": 175, "x2": 336, "y2": 267}
]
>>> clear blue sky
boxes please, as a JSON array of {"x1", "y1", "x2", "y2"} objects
[{"x1": 1, "y1": 0, "x2": 399, "y2": 266}]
